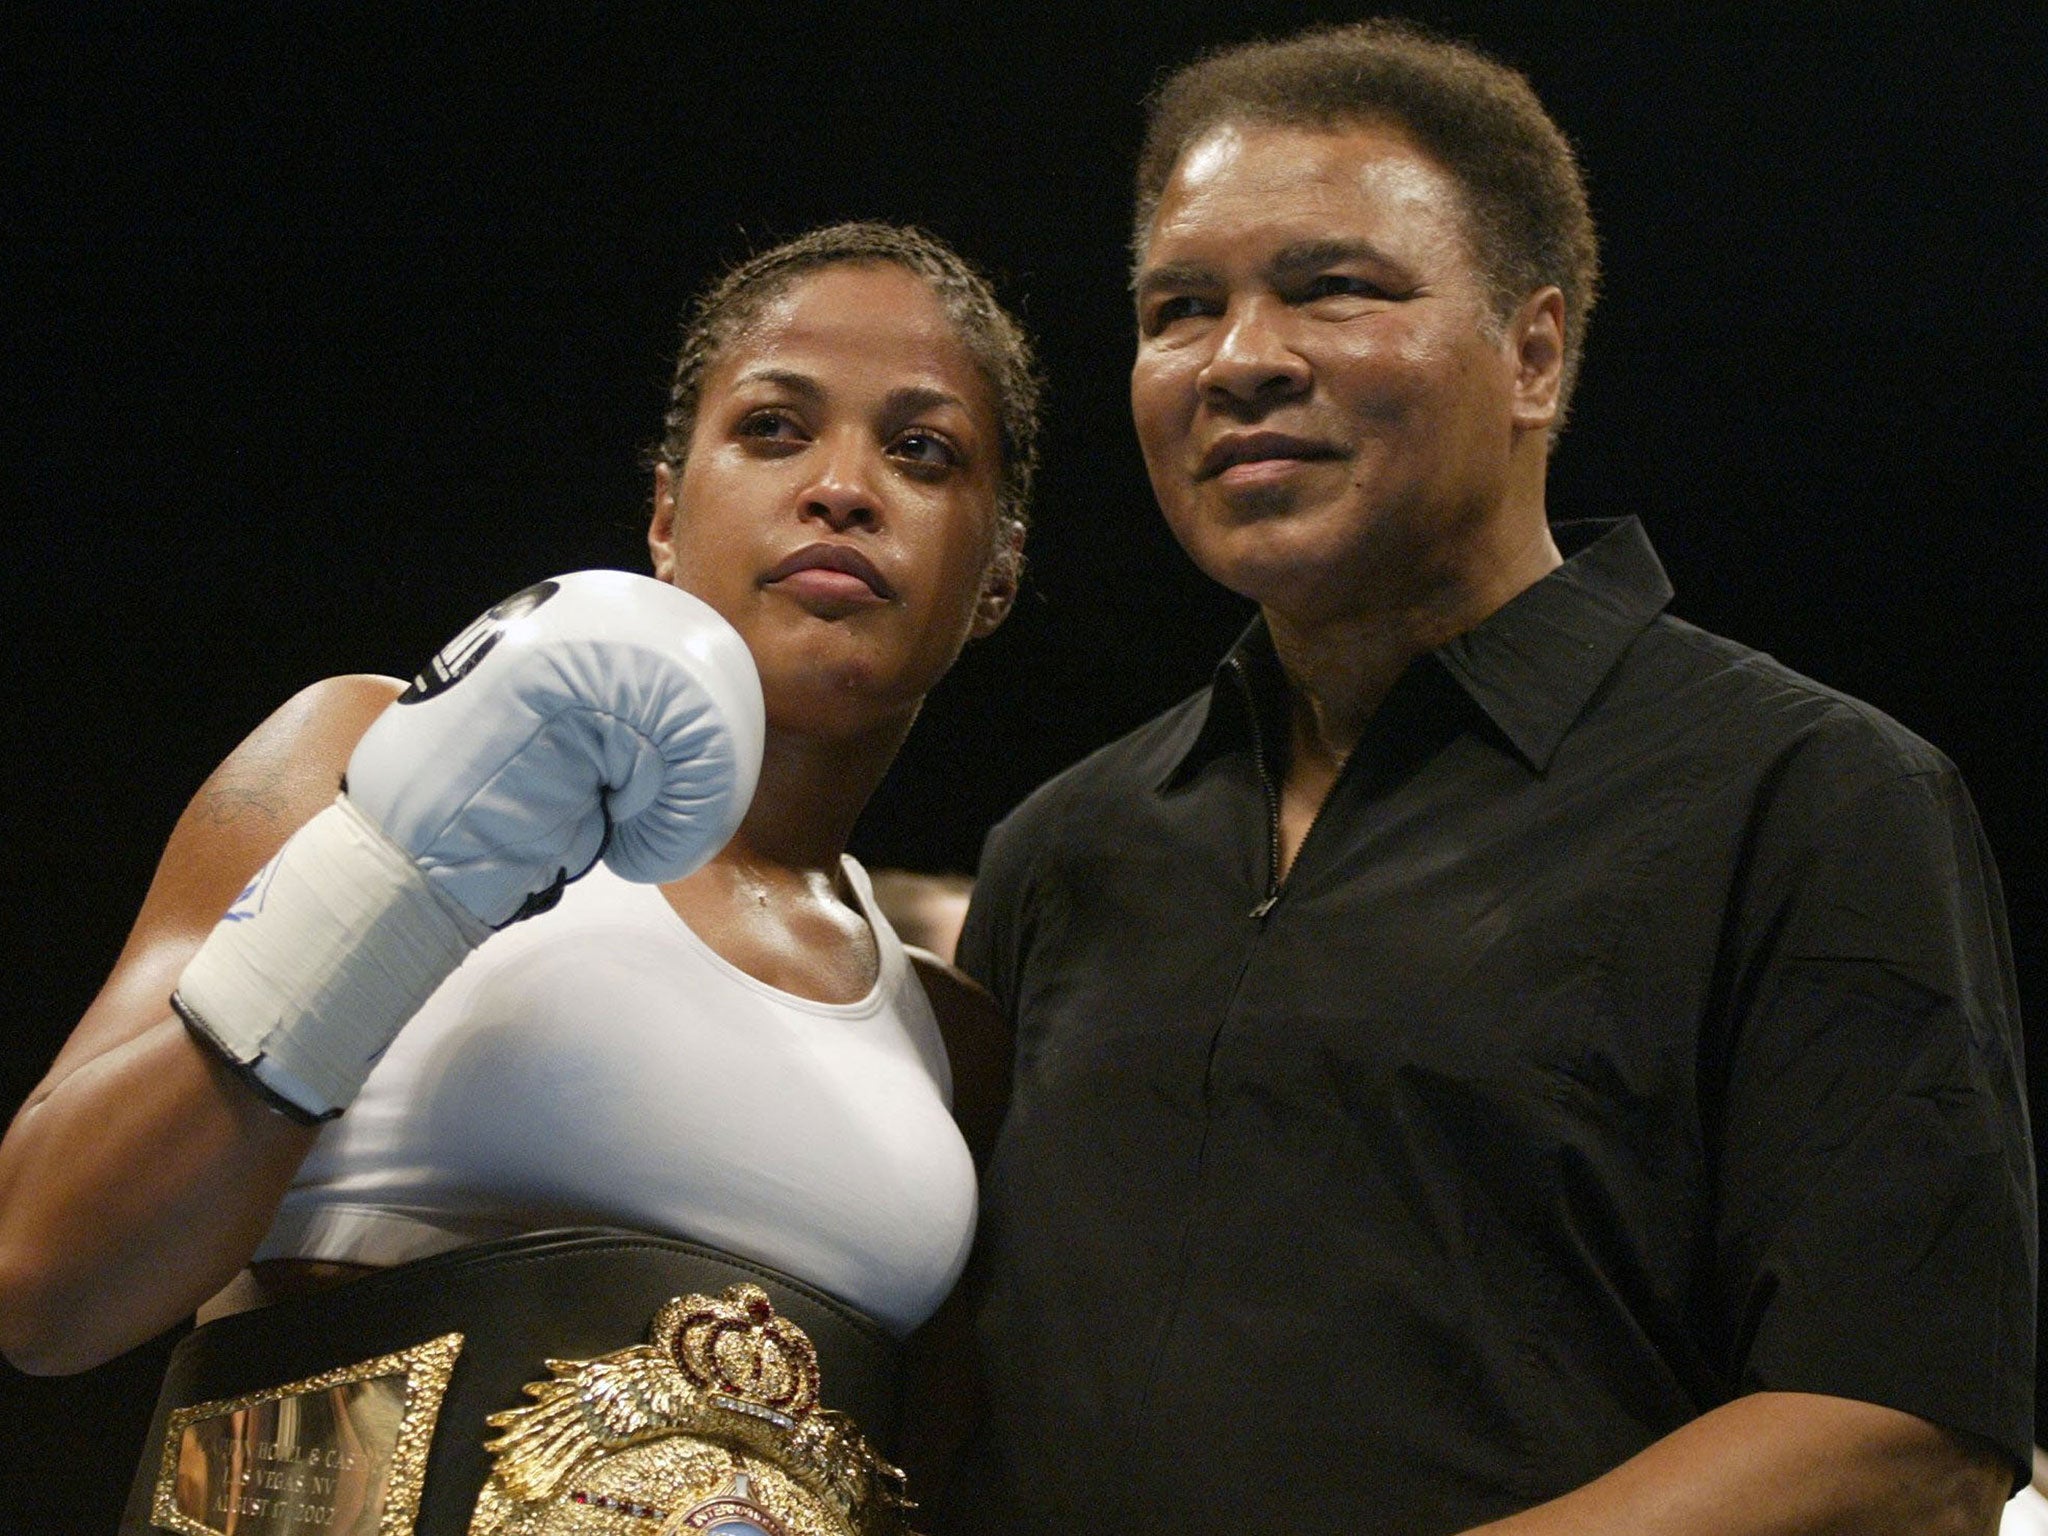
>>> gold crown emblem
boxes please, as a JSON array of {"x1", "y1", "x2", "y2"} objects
[
  {"x1": 469, "y1": 1284, "x2": 911, "y2": 1536},
  {"x1": 665, "y1": 1286, "x2": 821, "y2": 1417}
]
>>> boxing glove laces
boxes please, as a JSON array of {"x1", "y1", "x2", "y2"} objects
[{"x1": 173, "y1": 571, "x2": 765, "y2": 1121}]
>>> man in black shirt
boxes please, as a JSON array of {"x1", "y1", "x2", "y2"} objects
[{"x1": 950, "y1": 19, "x2": 2030, "y2": 1535}]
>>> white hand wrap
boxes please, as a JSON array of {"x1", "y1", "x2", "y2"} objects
[
  {"x1": 173, "y1": 796, "x2": 490, "y2": 1119},
  {"x1": 174, "y1": 570, "x2": 765, "y2": 1120}
]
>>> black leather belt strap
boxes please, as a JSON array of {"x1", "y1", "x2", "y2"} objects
[{"x1": 120, "y1": 1227, "x2": 901, "y2": 1534}]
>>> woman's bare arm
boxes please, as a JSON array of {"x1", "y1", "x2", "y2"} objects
[
  {"x1": 0, "y1": 674, "x2": 400, "y2": 1373},
  {"x1": 908, "y1": 950, "x2": 1011, "y2": 1174},
  {"x1": 896, "y1": 953, "x2": 1012, "y2": 1502}
]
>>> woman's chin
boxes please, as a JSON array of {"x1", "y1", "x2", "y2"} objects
[{"x1": 763, "y1": 674, "x2": 924, "y2": 746}]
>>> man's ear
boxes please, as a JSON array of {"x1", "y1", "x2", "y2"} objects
[
  {"x1": 1508, "y1": 286, "x2": 1565, "y2": 433},
  {"x1": 648, "y1": 461, "x2": 679, "y2": 581},
  {"x1": 971, "y1": 523, "x2": 1024, "y2": 639}
]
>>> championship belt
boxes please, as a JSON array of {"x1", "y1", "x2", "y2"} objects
[{"x1": 122, "y1": 1229, "x2": 906, "y2": 1536}]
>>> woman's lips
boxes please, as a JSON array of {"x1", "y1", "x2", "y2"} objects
[{"x1": 762, "y1": 542, "x2": 895, "y2": 603}]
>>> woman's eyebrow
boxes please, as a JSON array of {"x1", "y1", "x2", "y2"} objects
[
  {"x1": 727, "y1": 371, "x2": 965, "y2": 419},
  {"x1": 886, "y1": 384, "x2": 972, "y2": 418},
  {"x1": 729, "y1": 366, "x2": 825, "y2": 401}
]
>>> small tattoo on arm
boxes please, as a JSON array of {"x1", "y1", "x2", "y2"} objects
[{"x1": 201, "y1": 755, "x2": 290, "y2": 829}]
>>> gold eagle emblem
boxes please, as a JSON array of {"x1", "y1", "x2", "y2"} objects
[{"x1": 468, "y1": 1285, "x2": 912, "y2": 1536}]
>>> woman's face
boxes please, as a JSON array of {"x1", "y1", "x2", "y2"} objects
[{"x1": 651, "y1": 262, "x2": 1014, "y2": 740}]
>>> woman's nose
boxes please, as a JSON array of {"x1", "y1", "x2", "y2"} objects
[{"x1": 799, "y1": 437, "x2": 880, "y2": 529}]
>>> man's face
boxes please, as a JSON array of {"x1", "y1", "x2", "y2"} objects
[{"x1": 1131, "y1": 121, "x2": 1537, "y2": 627}]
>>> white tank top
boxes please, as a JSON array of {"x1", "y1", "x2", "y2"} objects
[{"x1": 255, "y1": 858, "x2": 976, "y2": 1337}]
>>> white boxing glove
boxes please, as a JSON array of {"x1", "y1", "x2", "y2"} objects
[
  {"x1": 349, "y1": 571, "x2": 764, "y2": 923},
  {"x1": 173, "y1": 571, "x2": 764, "y2": 1120}
]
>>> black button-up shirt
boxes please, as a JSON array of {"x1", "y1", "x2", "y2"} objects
[{"x1": 954, "y1": 518, "x2": 2031, "y2": 1534}]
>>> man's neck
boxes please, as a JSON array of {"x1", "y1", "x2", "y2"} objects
[
  {"x1": 1266, "y1": 507, "x2": 1562, "y2": 772},
  {"x1": 1259, "y1": 507, "x2": 1559, "y2": 882}
]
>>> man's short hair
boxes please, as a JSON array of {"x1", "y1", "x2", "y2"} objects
[{"x1": 1134, "y1": 18, "x2": 1600, "y2": 425}]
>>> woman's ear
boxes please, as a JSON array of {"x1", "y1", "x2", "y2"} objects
[
  {"x1": 971, "y1": 523, "x2": 1024, "y2": 638},
  {"x1": 648, "y1": 461, "x2": 679, "y2": 581}
]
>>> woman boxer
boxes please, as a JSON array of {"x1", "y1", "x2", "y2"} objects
[{"x1": 0, "y1": 222, "x2": 1036, "y2": 1533}]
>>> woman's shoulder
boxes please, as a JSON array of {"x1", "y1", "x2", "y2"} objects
[
  {"x1": 191, "y1": 674, "x2": 404, "y2": 821},
  {"x1": 71, "y1": 674, "x2": 406, "y2": 1056},
  {"x1": 257, "y1": 674, "x2": 405, "y2": 758},
  {"x1": 144, "y1": 675, "x2": 403, "y2": 914}
]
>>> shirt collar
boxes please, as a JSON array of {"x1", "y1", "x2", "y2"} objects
[{"x1": 1163, "y1": 517, "x2": 1675, "y2": 787}]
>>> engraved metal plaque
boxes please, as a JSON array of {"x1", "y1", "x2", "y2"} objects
[{"x1": 151, "y1": 1333, "x2": 463, "y2": 1536}]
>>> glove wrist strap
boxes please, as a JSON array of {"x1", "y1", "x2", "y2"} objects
[{"x1": 174, "y1": 796, "x2": 488, "y2": 1120}]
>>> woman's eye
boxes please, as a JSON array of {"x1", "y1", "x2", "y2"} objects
[
  {"x1": 738, "y1": 409, "x2": 805, "y2": 443},
  {"x1": 890, "y1": 430, "x2": 959, "y2": 469}
]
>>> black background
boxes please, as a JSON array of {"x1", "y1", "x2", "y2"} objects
[{"x1": 5, "y1": 4, "x2": 2044, "y2": 1526}]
